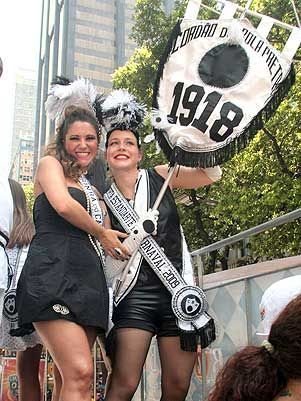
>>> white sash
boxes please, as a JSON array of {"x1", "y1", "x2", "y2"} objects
[
  {"x1": 105, "y1": 170, "x2": 149, "y2": 303},
  {"x1": 78, "y1": 175, "x2": 106, "y2": 267},
  {"x1": 104, "y1": 170, "x2": 213, "y2": 335}
]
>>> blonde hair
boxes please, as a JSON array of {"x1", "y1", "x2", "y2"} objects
[{"x1": 45, "y1": 106, "x2": 100, "y2": 179}]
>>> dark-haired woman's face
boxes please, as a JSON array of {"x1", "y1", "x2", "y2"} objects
[
  {"x1": 64, "y1": 121, "x2": 98, "y2": 168},
  {"x1": 105, "y1": 129, "x2": 142, "y2": 172}
]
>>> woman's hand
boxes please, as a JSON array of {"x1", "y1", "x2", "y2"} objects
[{"x1": 97, "y1": 228, "x2": 129, "y2": 260}]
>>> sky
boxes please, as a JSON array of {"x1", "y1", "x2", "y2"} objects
[{"x1": 0, "y1": 1, "x2": 42, "y2": 164}]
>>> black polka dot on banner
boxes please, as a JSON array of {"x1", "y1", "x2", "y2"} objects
[{"x1": 198, "y1": 44, "x2": 249, "y2": 89}]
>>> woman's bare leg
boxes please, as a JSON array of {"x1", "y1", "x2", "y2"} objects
[
  {"x1": 16, "y1": 344, "x2": 43, "y2": 401},
  {"x1": 50, "y1": 325, "x2": 95, "y2": 401},
  {"x1": 34, "y1": 320, "x2": 97, "y2": 401}
]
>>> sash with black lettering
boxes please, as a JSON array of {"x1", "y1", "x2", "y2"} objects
[
  {"x1": 78, "y1": 175, "x2": 106, "y2": 267},
  {"x1": 105, "y1": 175, "x2": 215, "y2": 350}
]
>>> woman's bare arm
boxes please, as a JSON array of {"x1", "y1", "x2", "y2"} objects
[
  {"x1": 36, "y1": 156, "x2": 128, "y2": 257},
  {"x1": 154, "y1": 164, "x2": 222, "y2": 189}
]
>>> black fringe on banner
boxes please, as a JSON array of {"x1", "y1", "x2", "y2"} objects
[
  {"x1": 180, "y1": 317, "x2": 216, "y2": 351},
  {"x1": 10, "y1": 323, "x2": 35, "y2": 337},
  {"x1": 152, "y1": 20, "x2": 296, "y2": 168}
]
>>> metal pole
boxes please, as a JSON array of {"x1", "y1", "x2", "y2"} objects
[
  {"x1": 152, "y1": 164, "x2": 178, "y2": 210},
  {"x1": 114, "y1": 164, "x2": 178, "y2": 297},
  {"x1": 44, "y1": 349, "x2": 48, "y2": 401},
  {"x1": 93, "y1": 342, "x2": 97, "y2": 401},
  {"x1": 33, "y1": 0, "x2": 45, "y2": 173}
]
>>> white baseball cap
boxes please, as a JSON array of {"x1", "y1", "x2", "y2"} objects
[{"x1": 257, "y1": 275, "x2": 301, "y2": 336}]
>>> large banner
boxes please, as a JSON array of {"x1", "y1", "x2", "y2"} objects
[
  {"x1": 0, "y1": 357, "x2": 45, "y2": 401},
  {"x1": 152, "y1": 16, "x2": 297, "y2": 167}
]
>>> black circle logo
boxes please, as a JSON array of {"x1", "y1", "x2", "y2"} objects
[
  {"x1": 181, "y1": 294, "x2": 202, "y2": 317},
  {"x1": 198, "y1": 44, "x2": 249, "y2": 89},
  {"x1": 3, "y1": 290, "x2": 18, "y2": 322}
]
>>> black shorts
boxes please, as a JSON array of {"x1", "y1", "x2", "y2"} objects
[{"x1": 112, "y1": 282, "x2": 179, "y2": 337}]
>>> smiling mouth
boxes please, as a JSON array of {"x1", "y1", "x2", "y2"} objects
[{"x1": 114, "y1": 154, "x2": 129, "y2": 159}]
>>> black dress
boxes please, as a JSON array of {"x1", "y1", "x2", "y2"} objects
[{"x1": 16, "y1": 188, "x2": 108, "y2": 333}]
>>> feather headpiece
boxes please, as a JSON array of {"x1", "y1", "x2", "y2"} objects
[
  {"x1": 45, "y1": 76, "x2": 103, "y2": 128},
  {"x1": 100, "y1": 89, "x2": 146, "y2": 138}
]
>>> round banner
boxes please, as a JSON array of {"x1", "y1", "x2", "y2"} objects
[
  {"x1": 152, "y1": 18, "x2": 295, "y2": 167},
  {"x1": 171, "y1": 285, "x2": 208, "y2": 322},
  {"x1": 3, "y1": 289, "x2": 18, "y2": 323}
]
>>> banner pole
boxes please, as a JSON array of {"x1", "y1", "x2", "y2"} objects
[
  {"x1": 152, "y1": 164, "x2": 178, "y2": 211},
  {"x1": 114, "y1": 164, "x2": 178, "y2": 298}
]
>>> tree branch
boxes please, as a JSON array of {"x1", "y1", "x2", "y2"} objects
[{"x1": 263, "y1": 127, "x2": 295, "y2": 177}]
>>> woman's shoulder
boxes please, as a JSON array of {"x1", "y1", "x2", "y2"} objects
[
  {"x1": 146, "y1": 167, "x2": 165, "y2": 182},
  {"x1": 36, "y1": 156, "x2": 64, "y2": 177},
  {"x1": 38, "y1": 155, "x2": 60, "y2": 166}
]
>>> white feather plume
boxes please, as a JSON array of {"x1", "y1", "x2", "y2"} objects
[
  {"x1": 226, "y1": 19, "x2": 244, "y2": 46},
  {"x1": 101, "y1": 89, "x2": 146, "y2": 133},
  {"x1": 45, "y1": 77, "x2": 98, "y2": 126}
]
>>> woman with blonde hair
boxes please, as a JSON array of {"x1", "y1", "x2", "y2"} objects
[{"x1": 16, "y1": 78, "x2": 129, "y2": 401}]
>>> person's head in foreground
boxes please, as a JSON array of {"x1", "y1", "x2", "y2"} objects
[{"x1": 207, "y1": 276, "x2": 301, "y2": 401}]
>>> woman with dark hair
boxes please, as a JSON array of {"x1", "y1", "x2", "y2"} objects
[
  {"x1": 17, "y1": 78, "x2": 129, "y2": 401},
  {"x1": 207, "y1": 293, "x2": 301, "y2": 401},
  {"x1": 100, "y1": 89, "x2": 222, "y2": 401}
]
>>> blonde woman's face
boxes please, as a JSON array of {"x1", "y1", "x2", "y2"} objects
[{"x1": 64, "y1": 121, "x2": 98, "y2": 168}]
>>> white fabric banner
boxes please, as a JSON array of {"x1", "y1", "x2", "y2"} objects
[{"x1": 153, "y1": 18, "x2": 295, "y2": 166}]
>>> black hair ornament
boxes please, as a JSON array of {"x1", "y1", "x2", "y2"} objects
[{"x1": 99, "y1": 89, "x2": 146, "y2": 146}]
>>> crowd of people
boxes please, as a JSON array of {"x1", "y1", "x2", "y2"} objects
[{"x1": 0, "y1": 56, "x2": 300, "y2": 401}]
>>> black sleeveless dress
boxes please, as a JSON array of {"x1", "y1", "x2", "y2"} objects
[{"x1": 16, "y1": 188, "x2": 108, "y2": 333}]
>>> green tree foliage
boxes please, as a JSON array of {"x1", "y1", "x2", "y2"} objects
[
  {"x1": 113, "y1": 0, "x2": 187, "y2": 104},
  {"x1": 112, "y1": 0, "x2": 301, "y2": 272}
]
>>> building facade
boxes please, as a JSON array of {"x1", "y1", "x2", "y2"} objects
[
  {"x1": 34, "y1": 0, "x2": 175, "y2": 167},
  {"x1": 35, "y1": 0, "x2": 137, "y2": 166},
  {"x1": 10, "y1": 69, "x2": 36, "y2": 184},
  {"x1": 12, "y1": 138, "x2": 35, "y2": 185}
]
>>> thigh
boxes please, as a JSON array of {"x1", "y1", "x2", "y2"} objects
[
  {"x1": 111, "y1": 328, "x2": 153, "y2": 384},
  {"x1": 158, "y1": 336, "x2": 196, "y2": 384},
  {"x1": 112, "y1": 287, "x2": 157, "y2": 334},
  {"x1": 33, "y1": 320, "x2": 95, "y2": 377},
  {"x1": 17, "y1": 344, "x2": 43, "y2": 371},
  {"x1": 83, "y1": 326, "x2": 97, "y2": 349}
]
